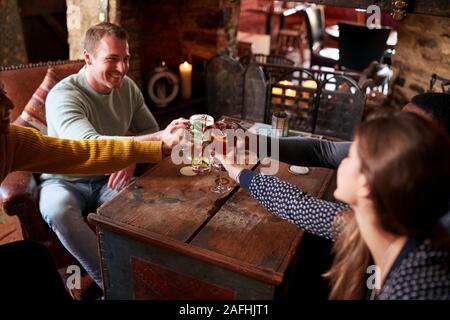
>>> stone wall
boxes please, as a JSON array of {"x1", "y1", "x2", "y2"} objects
[
  {"x1": 391, "y1": 14, "x2": 450, "y2": 108},
  {"x1": 66, "y1": 0, "x2": 240, "y2": 89},
  {"x1": 0, "y1": 0, "x2": 27, "y2": 66},
  {"x1": 66, "y1": 0, "x2": 119, "y2": 60},
  {"x1": 116, "y1": 0, "x2": 142, "y2": 87},
  {"x1": 139, "y1": 0, "x2": 241, "y2": 83}
]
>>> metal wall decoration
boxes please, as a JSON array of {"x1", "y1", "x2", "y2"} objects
[
  {"x1": 147, "y1": 62, "x2": 179, "y2": 108},
  {"x1": 205, "y1": 52, "x2": 244, "y2": 119}
]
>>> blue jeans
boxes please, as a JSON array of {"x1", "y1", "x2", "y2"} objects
[{"x1": 39, "y1": 176, "x2": 119, "y2": 288}]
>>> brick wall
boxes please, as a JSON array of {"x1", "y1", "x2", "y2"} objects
[
  {"x1": 66, "y1": 0, "x2": 117, "y2": 60},
  {"x1": 116, "y1": 0, "x2": 143, "y2": 87},
  {"x1": 138, "y1": 0, "x2": 240, "y2": 83},
  {"x1": 66, "y1": 0, "x2": 240, "y2": 89}
]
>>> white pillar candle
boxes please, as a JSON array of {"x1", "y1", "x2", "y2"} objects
[{"x1": 179, "y1": 61, "x2": 192, "y2": 99}]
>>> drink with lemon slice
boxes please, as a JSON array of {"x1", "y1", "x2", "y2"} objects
[{"x1": 189, "y1": 114, "x2": 214, "y2": 174}]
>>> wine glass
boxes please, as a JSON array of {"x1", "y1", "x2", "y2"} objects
[{"x1": 210, "y1": 120, "x2": 238, "y2": 193}]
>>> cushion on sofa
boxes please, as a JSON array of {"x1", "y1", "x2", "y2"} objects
[{"x1": 15, "y1": 67, "x2": 60, "y2": 133}]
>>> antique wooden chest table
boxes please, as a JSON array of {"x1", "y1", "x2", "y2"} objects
[{"x1": 89, "y1": 156, "x2": 335, "y2": 300}]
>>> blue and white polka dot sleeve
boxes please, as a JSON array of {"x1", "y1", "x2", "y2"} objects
[{"x1": 242, "y1": 170, "x2": 348, "y2": 240}]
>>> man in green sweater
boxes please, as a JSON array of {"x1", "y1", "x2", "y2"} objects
[
  {"x1": 1, "y1": 82, "x2": 186, "y2": 300},
  {"x1": 40, "y1": 22, "x2": 184, "y2": 292}
]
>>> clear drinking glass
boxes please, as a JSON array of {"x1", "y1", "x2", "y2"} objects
[
  {"x1": 210, "y1": 120, "x2": 238, "y2": 193},
  {"x1": 189, "y1": 114, "x2": 214, "y2": 174}
]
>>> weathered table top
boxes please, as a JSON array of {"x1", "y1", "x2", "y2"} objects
[
  {"x1": 90, "y1": 116, "x2": 337, "y2": 286},
  {"x1": 89, "y1": 153, "x2": 335, "y2": 286}
]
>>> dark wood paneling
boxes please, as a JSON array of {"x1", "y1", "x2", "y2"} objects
[
  {"x1": 18, "y1": 0, "x2": 66, "y2": 17},
  {"x1": 17, "y1": 0, "x2": 68, "y2": 63}
]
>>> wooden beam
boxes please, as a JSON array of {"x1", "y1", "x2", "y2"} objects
[
  {"x1": 41, "y1": 15, "x2": 68, "y2": 46},
  {"x1": 288, "y1": 0, "x2": 450, "y2": 18},
  {"x1": 18, "y1": 0, "x2": 66, "y2": 18}
]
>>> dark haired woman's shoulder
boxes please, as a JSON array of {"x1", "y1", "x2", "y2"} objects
[{"x1": 380, "y1": 242, "x2": 450, "y2": 300}]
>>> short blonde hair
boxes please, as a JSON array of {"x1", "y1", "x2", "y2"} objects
[{"x1": 84, "y1": 22, "x2": 128, "y2": 54}]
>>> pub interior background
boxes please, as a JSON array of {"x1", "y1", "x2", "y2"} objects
[{"x1": 0, "y1": 0, "x2": 449, "y2": 301}]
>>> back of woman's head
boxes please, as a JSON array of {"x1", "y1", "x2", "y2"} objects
[{"x1": 355, "y1": 112, "x2": 450, "y2": 239}]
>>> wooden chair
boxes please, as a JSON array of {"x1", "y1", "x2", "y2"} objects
[{"x1": 275, "y1": 28, "x2": 302, "y2": 55}]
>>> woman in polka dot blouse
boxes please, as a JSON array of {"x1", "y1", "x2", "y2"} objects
[{"x1": 216, "y1": 112, "x2": 450, "y2": 300}]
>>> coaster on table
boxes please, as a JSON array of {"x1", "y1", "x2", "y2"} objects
[
  {"x1": 179, "y1": 166, "x2": 198, "y2": 176},
  {"x1": 288, "y1": 165, "x2": 310, "y2": 175}
]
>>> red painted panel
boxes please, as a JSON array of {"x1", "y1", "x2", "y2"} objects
[{"x1": 131, "y1": 257, "x2": 236, "y2": 300}]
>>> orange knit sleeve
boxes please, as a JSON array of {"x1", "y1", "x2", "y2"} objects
[{"x1": 8, "y1": 125, "x2": 162, "y2": 176}]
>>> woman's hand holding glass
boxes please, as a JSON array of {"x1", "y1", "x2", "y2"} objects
[
  {"x1": 210, "y1": 123, "x2": 232, "y2": 193},
  {"x1": 213, "y1": 152, "x2": 244, "y2": 184}
]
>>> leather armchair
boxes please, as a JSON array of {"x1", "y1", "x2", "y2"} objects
[
  {"x1": 0, "y1": 171, "x2": 46, "y2": 240},
  {"x1": 0, "y1": 168, "x2": 79, "y2": 268}
]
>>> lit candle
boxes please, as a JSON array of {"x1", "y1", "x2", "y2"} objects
[{"x1": 179, "y1": 61, "x2": 192, "y2": 99}]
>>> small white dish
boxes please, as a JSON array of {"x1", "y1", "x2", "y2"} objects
[
  {"x1": 288, "y1": 165, "x2": 310, "y2": 175},
  {"x1": 179, "y1": 166, "x2": 198, "y2": 176}
]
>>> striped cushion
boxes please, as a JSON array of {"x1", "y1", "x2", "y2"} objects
[{"x1": 17, "y1": 67, "x2": 60, "y2": 134}]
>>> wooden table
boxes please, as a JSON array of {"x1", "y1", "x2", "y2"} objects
[{"x1": 89, "y1": 145, "x2": 336, "y2": 300}]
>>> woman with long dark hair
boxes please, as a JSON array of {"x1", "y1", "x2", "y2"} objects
[{"x1": 217, "y1": 112, "x2": 450, "y2": 299}]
